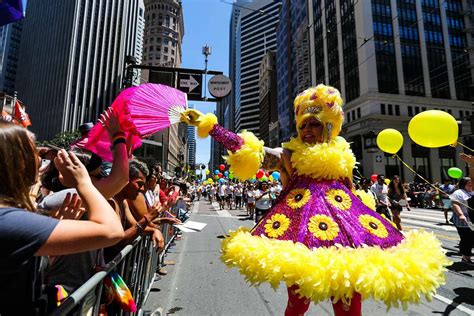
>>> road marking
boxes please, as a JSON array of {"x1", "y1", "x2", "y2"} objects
[
  {"x1": 433, "y1": 294, "x2": 474, "y2": 315},
  {"x1": 192, "y1": 201, "x2": 200, "y2": 214},
  {"x1": 197, "y1": 213, "x2": 242, "y2": 219},
  {"x1": 216, "y1": 209, "x2": 233, "y2": 217},
  {"x1": 402, "y1": 218, "x2": 457, "y2": 231}
]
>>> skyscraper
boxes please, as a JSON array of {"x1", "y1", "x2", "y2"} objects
[
  {"x1": 303, "y1": 0, "x2": 473, "y2": 181},
  {"x1": 15, "y1": 0, "x2": 144, "y2": 140},
  {"x1": 134, "y1": 0, "x2": 146, "y2": 86},
  {"x1": 187, "y1": 124, "x2": 196, "y2": 167},
  {"x1": 276, "y1": 0, "x2": 309, "y2": 142},
  {"x1": 141, "y1": 0, "x2": 185, "y2": 174},
  {"x1": 234, "y1": 0, "x2": 281, "y2": 135},
  {"x1": 0, "y1": 22, "x2": 22, "y2": 96},
  {"x1": 258, "y1": 50, "x2": 278, "y2": 146}
]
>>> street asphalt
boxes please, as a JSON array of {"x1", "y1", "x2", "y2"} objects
[{"x1": 141, "y1": 201, "x2": 474, "y2": 316}]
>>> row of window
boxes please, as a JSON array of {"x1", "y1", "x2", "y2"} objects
[
  {"x1": 145, "y1": 35, "x2": 176, "y2": 45},
  {"x1": 145, "y1": 28, "x2": 179, "y2": 39},
  {"x1": 146, "y1": 4, "x2": 179, "y2": 15},
  {"x1": 143, "y1": 54, "x2": 174, "y2": 64},
  {"x1": 144, "y1": 46, "x2": 174, "y2": 55},
  {"x1": 345, "y1": 107, "x2": 361, "y2": 123},
  {"x1": 346, "y1": 103, "x2": 472, "y2": 123}
]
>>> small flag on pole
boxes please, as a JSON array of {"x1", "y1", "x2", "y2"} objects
[
  {"x1": 14, "y1": 101, "x2": 32, "y2": 127},
  {"x1": 0, "y1": 0, "x2": 24, "y2": 27}
]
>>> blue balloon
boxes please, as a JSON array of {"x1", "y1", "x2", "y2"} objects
[
  {"x1": 224, "y1": 171, "x2": 229, "y2": 176},
  {"x1": 271, "y1": 171, "x2": 280, "y2": 181},
  {"x1": 214, "y1": 170, "x2": 219, "y2": 175}
]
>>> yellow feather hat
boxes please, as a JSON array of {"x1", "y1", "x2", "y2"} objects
[{"x1": 294, "y1": 84, "x2": 344, "y2": 141}]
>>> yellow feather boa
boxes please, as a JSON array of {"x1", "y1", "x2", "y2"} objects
[
  {"x1": 283, "y1": 137, "x2": 356, "y2": 180},
  {"x1": 221, "y1": 228, "x2": 450, "y2": 309},
  {"x1": 196, "y1": 113, "x2": 218, "y2": 138},
  {"x1": 225, "y1": 131, "x2": 264, "y2": 180}
]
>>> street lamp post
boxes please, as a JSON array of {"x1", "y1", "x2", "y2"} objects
[{"x1": 202, "y1": 44, "x2": 212, "y2": 100}]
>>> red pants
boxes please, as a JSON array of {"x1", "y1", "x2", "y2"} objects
[{"x1": 284, "y1": 285, "x2": 362, "y2": 316}]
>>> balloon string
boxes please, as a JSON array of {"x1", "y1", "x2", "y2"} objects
[
  {"x1": 457, "y1": 142, "x2": 474, "y2": 153},
  {"x1": 393, "y1": 154, "x2": 474, "y2": 212}
]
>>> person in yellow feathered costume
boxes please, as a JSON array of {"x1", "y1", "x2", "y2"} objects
[{"x1": 180, "y1": 84, "x2": 449, "y2": 316}]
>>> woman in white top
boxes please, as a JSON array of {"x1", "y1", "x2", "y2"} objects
[
  {"x1": 450, "y1": 177, "x2": 474, "y2": 265},
  {"x1": 255, "y1": 181, "x2": 272, "y2": 223},
  {"x1": 246, "y1": 184, "x2": 256, "y2": 219}
]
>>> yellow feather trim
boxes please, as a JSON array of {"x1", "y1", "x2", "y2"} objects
[
  {"x1": 283, "y1": 137, "x2": 356, "y2": 180},
  {"x1": 196, "y1": 113, "x2": 218, "y2": 138},
  {"x1": 225, "y1": 131, "x2": 264, "y2": 180},
  {"x1": 221, "y1": 228, "x2": 450, "y2": 309},
  {"x1": 355, "y1": 189, "x2": 376, "y2": 211}
]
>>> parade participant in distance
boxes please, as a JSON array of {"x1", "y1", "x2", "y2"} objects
[
  {"x1": 387, "y1": 175, "x2": 410, "y2": 231},
  {"x1": 181, "y1": 84, "x2": 449, "y2": 315},
  {"x1": 449, "y1": 177, "x2": 474, "y2": 265}
]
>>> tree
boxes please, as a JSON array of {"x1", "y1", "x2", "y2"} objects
[{"x1": 38, "y1": 130, "x2": 81, "y2": 149}]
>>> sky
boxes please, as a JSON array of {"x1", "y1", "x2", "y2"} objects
[{"x1": 180, "y1": 0, "x2": 232, "y2": 169}]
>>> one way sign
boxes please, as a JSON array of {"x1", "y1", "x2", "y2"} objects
[{"x1": 178, "y1": 73, "x2": 202, "y2": 100}]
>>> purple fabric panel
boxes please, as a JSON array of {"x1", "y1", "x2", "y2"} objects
[
  {"x1": 251, "y1": 176, "x2": 404, "y2": 249},
  {"x1": 209, "y1": 124, "x2": 243, "y2": 153}
]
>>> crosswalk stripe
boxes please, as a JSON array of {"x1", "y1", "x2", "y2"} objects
[
  {"x1": 433, "y1": 294, "x2": 474, "y2": 315},
  {"x1": 402, "y1": 213, "x2": 446, "y2": 222},
  {"x1": 402, "y1": 218, "x2": 457, "y2": 231}
]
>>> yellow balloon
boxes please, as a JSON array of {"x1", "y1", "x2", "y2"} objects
[
  {"x1": 376, "y1": 129, "x2": 404, "y2": 154},
  {"x1": 408, "y1": 110, "x2": 458, "y2": 148},
  {"x1": 384, "y1": 179, "x2": 390, "y2": 185},
  {"x1": 205, "y1": 169, "x2": 210, "y2": 175}
]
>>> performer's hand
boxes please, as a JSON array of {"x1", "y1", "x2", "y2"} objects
[{"x1": 181, "y1": 109, "x2": 203, "y2": 126}]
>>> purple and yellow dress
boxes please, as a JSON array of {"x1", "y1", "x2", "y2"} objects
[
  {"x1": 188, "y1": 84, "x2": 449, "y2": 309},
  {"x1": 220, "y1": 137, "x2": 449, "y2": 309}
]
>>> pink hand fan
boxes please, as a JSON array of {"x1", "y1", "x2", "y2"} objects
[{"x1": 83, "y1": 84, "x2": 187, "y2": 161}]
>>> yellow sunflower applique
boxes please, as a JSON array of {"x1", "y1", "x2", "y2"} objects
[
  {"x1": 325, "y1": 189, "x2": 352, "y2": 211},
  {"x1": 286, "y1": 188, "x2": 311, "y2": 209},
  {"x1": 380, "y1": 214, "x2": 398, "y2": 229},
  {"x1": 264, "y1": 214, "x2": 290, "y2": 238},
  {"x1": 358, "y1": 215, "x2": 388, "y2": 238},
  {"x1": 308, "y1": 215, "x2": 340, "y2": 241}
]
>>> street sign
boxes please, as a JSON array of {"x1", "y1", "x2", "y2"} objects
[
  {"x1": 178, "y1": 73, "x2": 202, "y2": 100},
  {"x1": 208, "y1": 74, "x2": 232, "y2": 98}
]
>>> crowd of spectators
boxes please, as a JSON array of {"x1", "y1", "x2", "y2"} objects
[{"x1": 0, "y1": 110, "x2": 194, "y2": 315}]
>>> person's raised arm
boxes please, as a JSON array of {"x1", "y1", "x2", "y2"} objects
[
  {"x1": 92, "y1": 108, "x2": 129, "y2": 199},
  {"x1": 181, "y1": 109, "x2": 264, "y2": 181},
  {"x1": 36, "y1": 150, "x2": 124, "y2": 256}
]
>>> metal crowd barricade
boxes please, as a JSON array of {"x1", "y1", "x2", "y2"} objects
[{"x1": 51, "y1": 223, "x2": 178, "y2": 316}]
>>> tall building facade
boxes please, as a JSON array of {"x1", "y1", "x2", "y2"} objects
[
  {"x1": 0, "y1": 22, "x2": 22, "y2": 95},
  {"x1": 134, "y1": 0, "x2": 146, "y2": 86},
  {"x1": 187, "y1": 124, "x2": 196, "y2": 167},
  {"x1": 276, "y1": 0, "x2": 309, "y2": 142},
  {"x1": 303, "y1": 0, "x2": 473, "y2": 181},
  {"x1": 234, "y1": 0, "x2": 281, "y2": 136},
  {"x1": 141, "y1": 0, "x2": 185, "y2": 174},
  {"x1": 258, "y1": 50, "x2": 278, "y2": 146},
  {"x1": 15, "y1": 0, "x2": 144, "y2": 140}
]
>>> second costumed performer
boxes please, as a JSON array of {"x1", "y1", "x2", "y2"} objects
[{"x1": 181, "y1": 84, "x2": 449, "y2": 316}]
